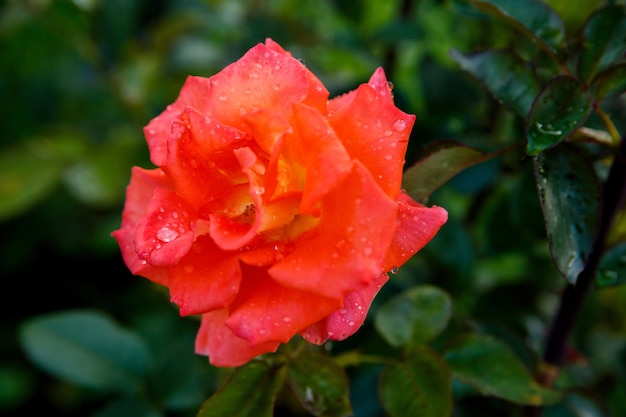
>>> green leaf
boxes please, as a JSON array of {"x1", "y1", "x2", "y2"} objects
[
  {"x1": 578, "y1": 5, "x2": 626, "y2": 83},
  {"x1": 596, "y1": 242, "x2": 626, "y2": 287},
  {"x1": 593, "y1": 63, "x2": 626, "y2": 99},
  {"x1": 19, "y1": 309, "x2": 151, "y2": 393},
  {"x1": 403, "y1": 140, "x2": 487, "y2": 201},
  {"x1": 450, "y1": 48, "x2": 540, "y2": 117},
  {"x1": 443, "y1": 333, "x2": 561, "y2": 406},
  {"x1": 526, "y1": 76, "x2": 592, "y2": 155},
  {"x1": 197, "y1": 360, "x2": 286, "y2": 417},
  {"x1": 379, "y1": 346, "x2": 452, "y2": 417},
  {"x1": 286, "y1": 351, "x2": 352, "y2": 417},
  {"x1": 92, "y1": 397, "x2": 163, "y2": 417},
  {"x1": 467, "y1": 0, "x2": 566, "y2": 54},
  {"x1": 534, "y1": 145, "x2": 601, "y2": 283},
  {"x1": 374, "y1": 285, "x2": 452, "y2": 348}
]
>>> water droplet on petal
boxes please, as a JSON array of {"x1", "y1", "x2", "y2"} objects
[
  {"x1": 393, "y1": 119, "x2": 406, "y2": 131},
  {"x1": 390, "y1": 266, "x2": 399, "y2": 274},
  {"x1": 156, "y1": 227, "x2": 179, "y2": 243}
]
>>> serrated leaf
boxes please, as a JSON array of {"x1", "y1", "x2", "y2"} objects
[
  {"x1": 197, "y1": 360, "x2": 285, "y2": 417},
  {"x1": 443, "y1": 333, "x2": 561, "y2": 406},
  {"x1": 286, "y1": 351, "x2": 352, "y2": 417},
  {"x1": 19, "y1": 309, "x2": 151, "y2": 393},
  {"x1": 467, "y1": 0, "x2": 566, "y2": 54},
  {"x1": 534, "y1": 145, "x2": 601, "y2": 283},
  {"x1": 596, "y1": 242, "x2": 626, "y2": 287},
  {"x1": 450, "y1": 48, "x2": 540, "y2": 117},
  {"x1": 374, "y1": 285, "x2": 452, "y2": 348},
  {"x1": 526, "y1": 76, "x2": 592, "y2": 155},
  {"x1": 379, "y1": 346, "x2": 452, "y2": 417},
  {"x1": 403, "y1": 140, "x2": 487, "y2": 201},
  {"x1": 593, "y1": 63, "x2": 626, "y2": 99},
  {"x1": 578, "y1": 5, "x2": 626, "y2": 83}
]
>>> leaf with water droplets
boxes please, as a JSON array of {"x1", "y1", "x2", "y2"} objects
[
  {"x1": 526, "y1": 76, "x2": 592, "y2": 155},
  {"x1": 197, "y1": 360, "x2": 286, "y2": 417},
  {"x1": 403, "y1": 140, "x2": 487, "y2": 202},
  {"x1": 578, "y1": 5, "x2": 626, "y2": 83},
  {"x1": 534, "y1": 144, "x2": 601, "y2": 284},
  {"x1": 379, "y1": 346, "x2": 452, "y2": 417},
  {"x1": 286, "y1": 351, "x2": 352, "y2": 417},
  {"x1": 450, "y1": 48, "x2": 540, "y2": 117},
  {"x1": 466, "y1": 0, "x2": 566, "y2": 54},
  {"x1": 374, "y1": 285, "x2": 452, "y2": 347},
  {"x1": 596, "y1": 242, "x2": 626, "y2": 287}
]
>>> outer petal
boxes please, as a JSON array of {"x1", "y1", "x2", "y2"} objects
[
  {"x1": 195, "y1": 310, "x2": 280, "y2": 367},
  {"x1": 293, "y1": 103, "x2": 352, "y2": 214},
  {"x1": 328, "y1": 69, "x2": 414, "y2": 199},
  {"x1": 383, "y1": 191, "x2": 448, "y2": 271},
  {"x1": 300, "y1": 273, "x2": 389, "y2": 344},
  {"x1": 226, "y1": 265, "x2": 342, "y2": 345},
  {"x1": 133, "y1": 188, "x2": 196, "y2": 268},
  {"x1": 205, "y1": 43, "x2": 328, "y2": 131},
  {"x1": 269, "y1": 162, "x2": 397, "y2": 299},
  {"x1": 167, "y1": 236, "x2": 241, "y2": 316},
  {"x1": 112, "y1": 167, "x2": 173, "y2": 285},
  {"x1": 144, "y1": 76, "x2": 212, "y2": 167}
]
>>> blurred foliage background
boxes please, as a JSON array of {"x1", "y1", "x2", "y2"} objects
[{"x1": 1, "y1": 0, "x2": 625, "y2": 416}]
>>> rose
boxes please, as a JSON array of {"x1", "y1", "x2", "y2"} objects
[{"x1": 112, "y1": 38, "x2": 447, "y2": 367}]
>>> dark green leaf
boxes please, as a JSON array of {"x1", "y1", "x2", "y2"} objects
[
  {"x1": 467, "y1": 0, "x2": 566, "y2": 54},
  {"x1": 403, "y1": 140, "x2": 486, "y2": 201},
  {"x1": 534, "y1": 145, "x2": 601, "y2": 283},
  {"x1": 374, "y1": 285, "x2": 452, "y2": 348},
  {"x1": 526, "y1": 76, "x2": 592, "y2": 155},
  {"x1": 286, "y1": 351, "x2": 352, "y2": 417},
  {"x1": 578, "y1": 5, "x2": 626, "y2": 83},
  {"x1": 379, "y1": 347, "x2": 452, "y2": 417},
  {"x1": 450, "y1": 48, "x2": 540, "y2": 117},
  {"x1": 593, "y1": 63, "x2": 626, "y2": 99},
  {"x1": 197, "y1": 360, "x2": 286, "y2": 417},
  {"x1": 19, "y1": 309, "x2": 151, "y2": 393},
  {"x1": 443, "y1": 333, "x2": 561, "y2": 406},
  {"x1": 596, "y1": 242, "x2": 626, "y2": 287},
  {"x1": 92, "y1": 397, "x2": 163, "y2": 417}
]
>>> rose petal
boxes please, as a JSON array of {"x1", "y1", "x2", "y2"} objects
[
  {"x1": 144, "y1": 76, "x2": 212, "y2": 167},
  {"x1": 195, "y1": 309, "x2": 280, "y2": 367},
  {"x1": 133, "y1": 188, "x2": 196, "y2": 268},
  {"x1": 300, "y1": 273, "x2": 389, "y2": 344},
  {"x1": 165, "y1": 107, "x2": 251, "y2": 210},
  {"x1": 328, "y1": 70, "x2": 415, "y2": 199},
  {"x1": 383, "y1": 191, "x2": 448, "y2": 271},
  {"x1": 269, "y1": 162, "x2": 397, "y2": 299},
  {"x1": 206, "y1": 43, "x2": 328, "y2": 131},
  {"x1": 293, "y1": 103, "x2": 353, "y2": 214},
  {"x1": 226, "y1": 265, "x2": 341, "y2": 345},
  {"x1": 112, "y1": 167, "x2": 174, "y2": 285},
  {"x1": 168, "y1": 236, "x2": 241, "y2": 316}
]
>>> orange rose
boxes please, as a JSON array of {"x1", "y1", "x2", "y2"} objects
[{"x1": 112, "y1": 38, "x2": 447, "y2": 367}]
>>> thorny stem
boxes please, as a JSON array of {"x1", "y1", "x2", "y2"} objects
[{"x1": 526, "y1": 134, "x2": 626, "y2": 417}]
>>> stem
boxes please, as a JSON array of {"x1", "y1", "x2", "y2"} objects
[
  {"x1": 595, "y1": 104, "x2": 622, "y2": 145},
  {"x1": 526, "y1": 135, "x2": 626, "y2": 417}
]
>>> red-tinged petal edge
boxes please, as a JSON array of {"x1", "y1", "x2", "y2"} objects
[
  {"x1": 112, "y1": 167, "x2": 174, "y2": 285},
  {"x1": 195, "y1": 309, "x2": 280, "y2": 367},
  {"x1": 301, "y1": 273, "x2": 389, "y2": 344},
  {"x1": 133, "y1": 188, "x2": 196, "y2": 268},
  {"x1": 144, "y1": 76, "x2": 212, "y2": 167},
  {"x1": 383, "y1": 191, "x2": 448, "y2": 272}
]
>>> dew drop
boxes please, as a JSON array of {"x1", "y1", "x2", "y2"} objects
[
  {"x1": 390, "y1": 266, "x2": 399, "y2": 274},
  {"x1": 218, "y1": 94, "x2": 228, "y2": 101},
  {"x1": 347, "y1": 321, "x2": 355, "y2": 327},
  {"x1": 364, "y1": 247, "x2": 373, "y2": 256},
  {"x1": 393, "y1": 119, "x2": 406, "y2": 131},
  {"x1": 383, "y1": 130, "x2": 393, "y2": 137},
  {"x1": 283, "y1": 316, "x2": 291, "y2": 323},
  {"x1": 384, "y1": 154, "x2": 392, "y2": 160},
  {"x1": 156, "y1": 227, "x2": 179, "y2": 243}
]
